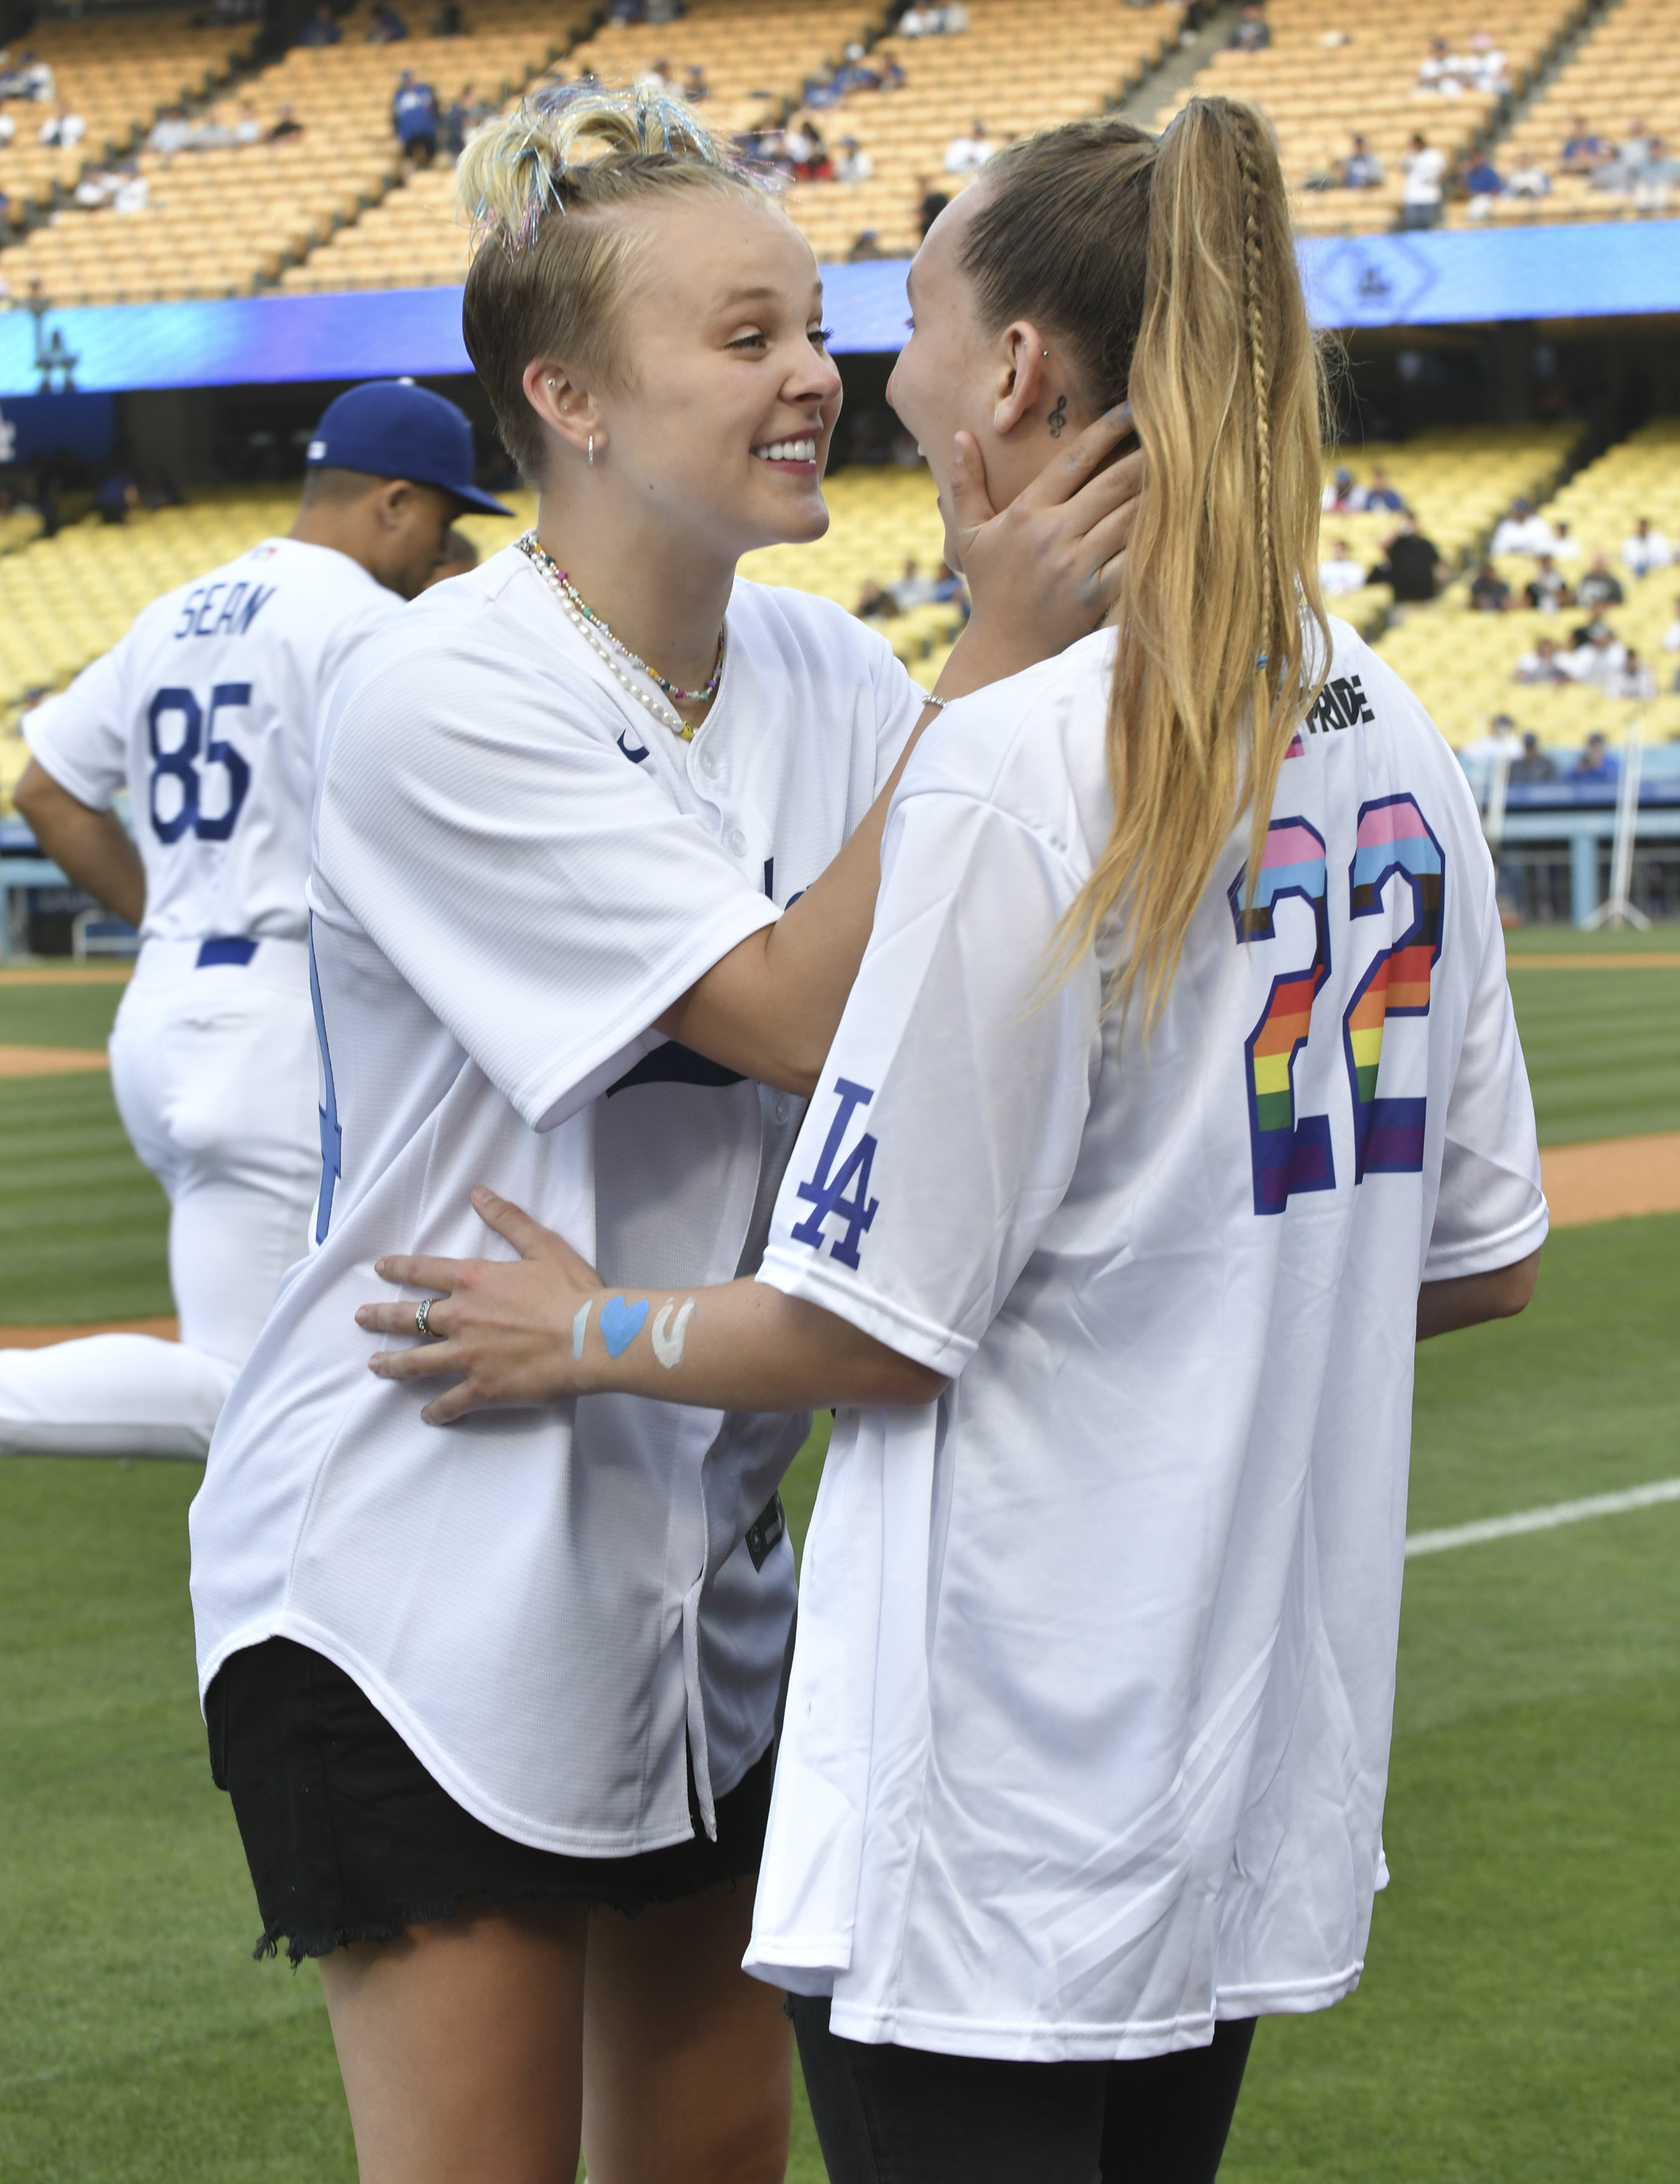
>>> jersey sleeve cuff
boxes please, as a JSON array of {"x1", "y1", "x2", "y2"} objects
[
  {"x1": 1422, "y1": 1195, "x2": 1550, "y2": 1283},
  {"x1": 20, "y1": 713, "x2": 117, "y2": 813},
  {"x1": 518, "y1": 893, "x2": 780, "y2": 1136},
  {"x1": 756, "y1": 1244, "x2": 977, "y2": 1378}
]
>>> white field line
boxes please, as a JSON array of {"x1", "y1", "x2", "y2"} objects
[{"x1": 1406, "y1": 1477, "x2": 1680, "y2": 1558}]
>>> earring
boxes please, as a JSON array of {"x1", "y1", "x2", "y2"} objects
[
  {"x1": 547, "y1": 376, "x2": 556, "y2": 389},
  {"x1": 587, "y1": 435, "x2": 595, "y2": 467}
]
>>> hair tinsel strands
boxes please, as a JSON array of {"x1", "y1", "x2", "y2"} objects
[{"x1": 460, "y1": 81, "x2": 747, "y2": 261}]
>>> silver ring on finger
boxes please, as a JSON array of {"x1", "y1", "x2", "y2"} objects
[{"x1": 414, "y1": 1296, "x2": 437, "y2": 1340}]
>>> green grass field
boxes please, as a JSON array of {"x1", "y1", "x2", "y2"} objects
[{"x1": 1, "y1": 942, "x2": 1676, "y2": 2180}]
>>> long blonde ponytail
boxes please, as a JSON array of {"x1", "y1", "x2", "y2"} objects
[{"x1": 963, "y1": 100, "x2": 1329, "y2": 1026}]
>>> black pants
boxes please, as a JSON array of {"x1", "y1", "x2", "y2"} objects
[{"x1": 792, "y1": 1995, "x2": 1254, "y2": 2184}]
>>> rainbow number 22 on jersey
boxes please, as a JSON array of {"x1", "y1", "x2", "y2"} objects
[
  {"x1": 147, "y1": 684, "x2": 252, "y2": 842},
  {"x1": 1232, "y1": 795, "x2": 1444, "y2": 1216}
]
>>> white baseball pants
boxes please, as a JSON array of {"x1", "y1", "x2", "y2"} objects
[{"x1": 0, "y1": 937, "x2": 319, "y2": 1461}]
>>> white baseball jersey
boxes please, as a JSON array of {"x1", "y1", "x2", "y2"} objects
[
  {"x1": 747, "y1": 619, "x2": 1548, "y2": 2058},
  {"x1": 189, "y1": 546, "x2": 924, "y2": 1853},
  {"x1": 23, "y1": 539, "x2": 403, "y2": 943}
]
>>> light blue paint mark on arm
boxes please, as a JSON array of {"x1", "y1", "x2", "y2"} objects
[
  {"x1": 572, "y1": 1299, "x2": 592, "y2": 1362},
  {"x1": 600, "y1": 1295, "x2": 649, "y2": 1358}
]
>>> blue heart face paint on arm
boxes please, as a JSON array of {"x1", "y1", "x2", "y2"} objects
[{"x1": 600, "y1": 1295, "x2": 649, "y2": 1358}]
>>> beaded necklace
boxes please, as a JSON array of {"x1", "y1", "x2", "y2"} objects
[{"x1": 519, "y1": 531, "x2": 724, "y2": 743}]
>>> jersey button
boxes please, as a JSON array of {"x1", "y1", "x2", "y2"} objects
[
  {"x1": 772, "y1": 1097, "x2": 791, "y2": 1125},
  {"x1": 726, "y1": 828, "x2": 748, "y2": 858},
  {"x1": 700, "y1": 749, "x2": 721, "y2": 780}
]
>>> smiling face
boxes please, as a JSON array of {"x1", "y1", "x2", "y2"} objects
[{"x1": 587, "y1": 194, "x2": 841, "y2": 563}]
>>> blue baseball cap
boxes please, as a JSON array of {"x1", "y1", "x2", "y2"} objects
[{"x1": 306, "y1": 379, "x2": 512, "y2": 515}]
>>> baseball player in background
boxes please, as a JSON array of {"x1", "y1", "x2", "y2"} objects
[{"x1": 4, "y1": 380, "x2": 510, "y2": 1460}]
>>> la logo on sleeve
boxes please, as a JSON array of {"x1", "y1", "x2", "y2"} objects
[{"x1": 790, "y1": 1078, "x2": 880, "y2": 1269}]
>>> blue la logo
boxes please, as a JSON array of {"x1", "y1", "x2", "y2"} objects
[{"x1": 790, "y1": 1077, "x2": 880, "y2": 1269}]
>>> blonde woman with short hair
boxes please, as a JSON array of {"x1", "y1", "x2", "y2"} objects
[
  {"x1": 370, "y1": 101, "x2": 1548, "y2": 2182},
  {"x1": 189, "y1": 85, "x2": 1135, "y2": 2184}
]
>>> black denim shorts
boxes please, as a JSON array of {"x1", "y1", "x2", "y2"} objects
[{"x1": 207, "y1": 1636, "x2": 774, "y2": 1965}]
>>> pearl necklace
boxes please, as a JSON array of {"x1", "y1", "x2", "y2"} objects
[{"x1": 518, "y1": 531, "x2": 723, "y2": 742}]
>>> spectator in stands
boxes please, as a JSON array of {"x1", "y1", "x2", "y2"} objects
[
  {"x1": 194, "y1": 104, "x2": 239, "y2": 151},
  {"x1": 916, "y1": 178, "x2": 950, "y2": 237},
  {"x1": 432, "y1": 1, "x2": 464, "y2": 33},
  {"x1": 234, "y1": 100, "x2": 264, "y2": 146},
  {"x1": 424, "y1": 529, "x2": 478, "y2": 587},
  {"x1": 835, "y1": 136, "x2": 874, "y2": 184},
  {"x1": 900, "y1": 2, "x2": 967, "y2": 32},
  {"x1": 1622, "y1": 517, "x2": 1673, "y2": 578},
  {"x1": 1561, "y1": 118, "x2": 1606, "y2": 174},
  {"x1": 443, "y1": 85, "x2": 476, "y2": 161},
  {"x1": 783, "y1": 117, "x2": 831, "y2": 180},
  {"x1": 0, "y1": 111, "x2": 12, "y2": 149},
  {"x1": 931, "y1": 561, "x2": 967, "y2": 610},
  {"x1": 1470, "y1": 560, "x2": 1511, "y2": 612},
  {"x1": 1524, "y1": 555, "x2": 1572, "y2": 613},
  {"x1": 1228, "y1": 4, "x2": 1271, "y2": 53},
  {"x1": 1399, "y1": 135, "x2": 1446, "y2": 229},
  {"x1": 1577, "y1": 553, "x2": 1624, "y2": 612},
  {"x1": 1416, "y1": 39, "x2": 1467, "y2": 96},
  {"x1": 1462, "y1": 153, "x2": 1503, "y2": 215},
  {"x1": 148, "y1": 106, "x2": 194, "y2": 157},
  {"x1": 1508, "y1": 732, "x2": 1556, "y2": 784},
  {"x1": 943, "y1": 120, "x2": 994, "y2": 175},
  {"x1": 1464, "y1": 712, "x2": 1524, "y2": 765},
  {"x1": 853, "y1": 577, "x2": 897, "y2": 620},
  {"x1": 112, "y1": 163, "x2": 150, "y2": 215},
  {"x1": 268, "y1": 103, "x2": 304, "y2": 142},
  {"x1": 393, "y1": 72, "x2": 440, "y2": 165},
  {"x1": 71, "y1": 166, "x2": 116, "y2": 210},
  {"x1": 684, "y1": 66, "x2": 710, "y2": 103},
  {"x1": 1491, "y1": 496, "x2": 1554, "y2": 557},
  {"x1": 96, "y1": 470, "x2": 138, "y2": 524},
  {"x1": 298, "y1": 5, "x2": 342, "y2": 47},
  {"x1": 37, "y1": 105, "x2": 85, "y2": 149},
  {"x1": 1342, "y1": 134, "x2": 1384, "y2": 188},
  {"x1": 1506, "y1": 159, "x2": 1551, "y2": 199},
  {"x1": 1569, "y1": 622, "x2": 1627, "y2": 689},
  {"x1": 891, "y1": 558, "x2": 940, "y2": 611},
  {"x1": 1321, "y1": 465, "x2": 1360, "y2": 513},
  {"x1": 369, "y1": 3, "x2": 410, "y2": 41},
  {"x1": 1609, "y1": 647, "x2": 1655, "y2": 701},
  {"x1": 1319, "y1": 537, "x2": 1366, "y2": 598},
  {"x1": 1363, "y1": 466, "x2": 1405, "y2": 513},
  {"x1": 1545, "y1": 518, "x2": 1579, "y2": 562},
  {"x1": 1629, "y1": 138, "x2": 1680, "y2": 213},
  {"x1": 1465, "y1": 31, "x2": 1508, "y2": 95},
  {"x1": 847, "y1": 229, "x2": 886, "y2": 261},
  {"x1": 1570, "y1": 733, "x2": 1617, "y2": 783},
  {"x1": 1371, "y1": 515, "x2": 1448, "y2": 602}
]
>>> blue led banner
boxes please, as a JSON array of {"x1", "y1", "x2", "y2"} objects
[{"x1": 2, "y1": 221, "x2": 1677, "y2": 397}]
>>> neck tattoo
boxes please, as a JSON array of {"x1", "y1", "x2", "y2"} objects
[
  {"x1": 518, "y1": 531, "x2": 724, "y2": 743},
  {"x1": 1047, "y1": 395, "x2": 1068, "y2": 439}
]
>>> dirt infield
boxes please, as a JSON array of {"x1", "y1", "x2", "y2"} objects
[
  {"x1": 0, "y1": 966, "x2": 133, "y2": 986},
  {"x1": 1540, "y1": 1131, "x2": 1680, "y2": 1229},
  {"x1": 0, "y1": 1045, "x2": 109, "y2": 1077},
  {"x1": 1507, "y1": 953, "x2": 1680, "y2": 970},
  {"x1": 0, "y1": 1317, "x2": 178, "y2": 1349}
]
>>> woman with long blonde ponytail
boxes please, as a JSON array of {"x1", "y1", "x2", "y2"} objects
[
  {"x1": 189, "y1": 76, "x2": 1141, "y2": 2184},
  {"x1": 365, "y1": 94, "x2": 1547, "y2": 2181}
]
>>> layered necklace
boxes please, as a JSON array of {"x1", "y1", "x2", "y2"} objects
[{"x1": 518, "y1": 531, "x2": 724, "y2": 742}]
